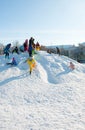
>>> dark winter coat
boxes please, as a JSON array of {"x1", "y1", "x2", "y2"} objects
[{"x1": 4, "y1": 43, "x2": 11, "y2": 53}]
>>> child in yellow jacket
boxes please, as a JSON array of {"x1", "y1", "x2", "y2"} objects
[{"x1": 25, "y1": 56, "x2": 36, "y2": 74}]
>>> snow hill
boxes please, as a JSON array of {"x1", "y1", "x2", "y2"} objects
[{"x1": 0, "y1": 51, "x2": 85, "y2": 130}]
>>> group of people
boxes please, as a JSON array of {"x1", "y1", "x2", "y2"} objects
[
  {"x1": 23, "y1": 37, "x2": 37, "y2": 74},
  {"x1": 3, "y1": 37, "x2": 39, "y2": 58},
  {"x1": 23, "y1": 37, "x2": 40, "y2": 56},
  {"x1": 3, "y1": 37, "x2": 38, "y2": 74},
  {"x1": 3, "y1": 38, "x2": 75, "y2": 74}
]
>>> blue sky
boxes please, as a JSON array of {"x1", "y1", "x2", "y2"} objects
[{"x1": 0, "y1": 0, "x2": 85, "y2": 45}]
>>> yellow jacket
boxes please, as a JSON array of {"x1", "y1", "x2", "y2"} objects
[
  {"x1": 36, "y1": 46, "x2": 40, "y2": 51},
  {"x1": 26, "y1": 58, "x2": 36, "y2": 72}
]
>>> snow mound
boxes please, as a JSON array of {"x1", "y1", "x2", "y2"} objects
[{"x1": 0, "y1": 51, "x2": 85, "y2": 130}]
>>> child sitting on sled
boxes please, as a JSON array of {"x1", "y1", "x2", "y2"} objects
[{"x1": 6, "y1": 57, "x2": 17, "y2": 66}]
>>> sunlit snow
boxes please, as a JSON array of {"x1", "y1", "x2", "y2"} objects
[{"x1": 0, "y1": 51, "x2": 85, "y2": 130}]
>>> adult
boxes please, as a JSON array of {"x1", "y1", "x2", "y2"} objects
[
  {"x1": 56, "y1": 47, "x2": 60, "y2": 55},
  {"x1": 28, "y1": 37, "x2": 35, "y2": 57},
  {"x1": 23, "y1": 39, "x2": 28, "y2": 51},
  {"x1": 4, "y1": 43, "x2": 11, "y2": 58}
]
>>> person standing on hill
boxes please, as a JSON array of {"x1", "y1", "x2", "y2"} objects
[
  {"x1": 4, "y1": 43, "x2": 11, "y2": 58},
  {"x1": 28, "y1": 37, "x2": 35, "y2": 57},
  {"x1": 56, "y1": 47, "x2": 60, "y2": 55},
  {"x1": 23, "y1": 39, "x2": 28, "y2": 51}
]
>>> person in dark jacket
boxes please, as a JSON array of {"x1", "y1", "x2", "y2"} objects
[
  {"x1": 12, "y1": 46, "x2": 19, "y2": 54},
  {"x1": 56, "y1": 47, "x2": 60, "y2": 55},
  {"x1": 4, "y1": 43, "x2": 11, "y2": 58},
  {"x1": 6, "y1": 57, "x2": 17, "y2": 66},
  {"x1": 28, "y1": 37, "x2": 34, "y2": 57}
]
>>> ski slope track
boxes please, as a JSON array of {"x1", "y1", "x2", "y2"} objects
[{"x1": 0, "y1": 51, "x2": 85, "y2": 130}]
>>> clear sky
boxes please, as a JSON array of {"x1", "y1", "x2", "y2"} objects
[{"x1": 0, "y1": 0, "x2": 85, "y2": 46}]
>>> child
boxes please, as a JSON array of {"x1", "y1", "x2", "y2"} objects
[
  {"x1": 12, "y1": 46, "x2": 19, "y2": 54},
  {"x1": 69, "y1": 62, "x2": 75, "y2": 70},
  {"x1": 6, "y1": 57, "x2": 17, "y2": 66},
  {"x1": 25, "y1": 56, "x2": 36, "y2": 74}
]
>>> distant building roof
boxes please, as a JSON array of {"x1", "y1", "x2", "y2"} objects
[
  {"x1": 79, "y1": 42, "x2": 85, "y2": 46},
  {"x1": 46, "y1": 45, "x2": 75, "y2": 50}
]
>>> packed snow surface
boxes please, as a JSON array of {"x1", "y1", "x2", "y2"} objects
[{"x1": 0, "y1": 51, "x2": 85, "y2": 130}]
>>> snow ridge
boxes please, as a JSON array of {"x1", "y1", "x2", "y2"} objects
[{"x1": 0, "y1": 51, "x2": 85, "y2": 130}]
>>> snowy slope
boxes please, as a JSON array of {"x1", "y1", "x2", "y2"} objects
[{"x1": 0, "y1": 51, "x2": 85, "y2": 130}]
